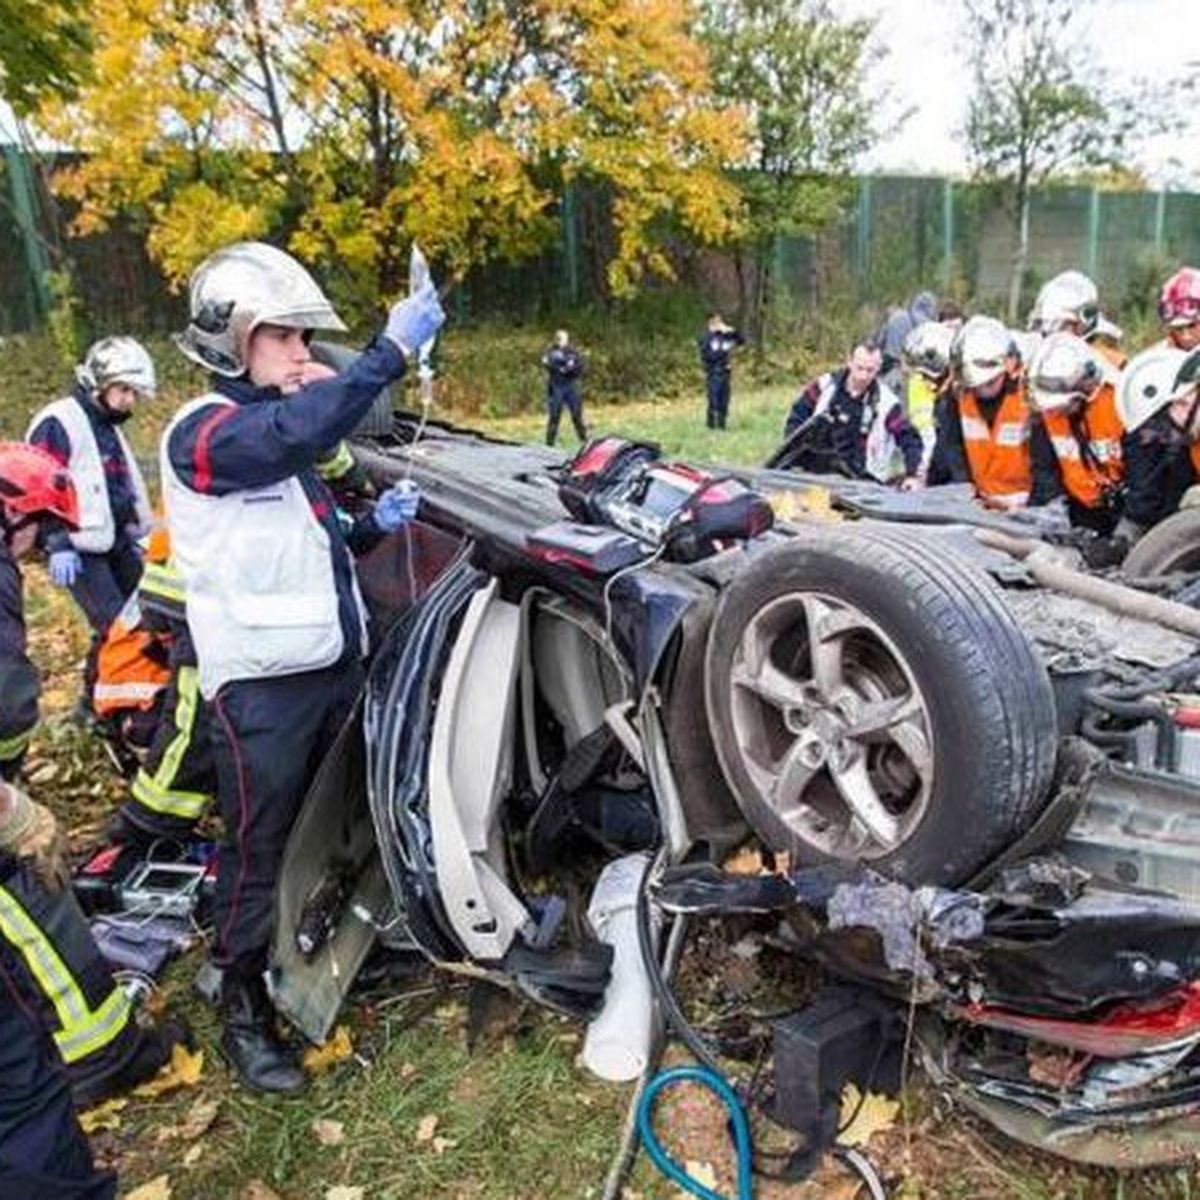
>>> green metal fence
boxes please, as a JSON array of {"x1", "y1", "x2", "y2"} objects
[{"x1": 4, "y1": 142, "x2": 1200, "y2": 335}]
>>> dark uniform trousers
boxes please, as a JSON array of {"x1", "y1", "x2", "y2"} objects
[
  {"x1": 546, "y1": 381, "x2": 587, "y2": 446},
  {"x1": 210, "y1": 659, "x2": 364, "y2": 978},
  {"x1": 706, "y1": 371, "x2": 732, "y2": 429}
]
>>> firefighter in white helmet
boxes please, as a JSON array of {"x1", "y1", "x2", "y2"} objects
[
  {"x1": 27, "y1": 338, "x2": 156, "y2": 692},
  {"x1": 1117, "y1": 345, "x2": 1200, "y2": 539},
  {"x1": 1027, "y1": 270, "x2": 1126, "y2": 369},
  {"x1": 164, "y1": 241, "x2": 444, "y2": 1094}
]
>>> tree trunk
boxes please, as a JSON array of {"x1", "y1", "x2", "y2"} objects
[
  {"x1": 751, "y1": 240, "x2": 770, "y2": 358},
  {"x1": 1007, "y1": 181, "x2": 1031, "y2": 323}
]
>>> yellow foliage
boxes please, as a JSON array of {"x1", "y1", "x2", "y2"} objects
[{"x1": 33, "y1": 0, "x2": 747, "y2": 307}]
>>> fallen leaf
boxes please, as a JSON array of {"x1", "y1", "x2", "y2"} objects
[
  {"x1": 182, "y1": 1145, "x2": 203, "y2": 1169},
  {"x1": 303, "y1": 1025, "x2": 354, "y2": 1074},
  {"x1": 431, "y1": 1136, "x2": 457, "y2": 1155},
  {"x1": 836, "y1": 1083, "x2": 900, "y2": 1148},
  {"x1": 312, "y1": 1117, "x2": 346, "y2": 1146},
  {"x1": 399, "y1": 1062, "x2": 418, "y2": 1080},
  {"x1": 126, "y1": 1176, "x2": 172, "y2": 1200},
  {"x1": 324, "y1": 1188, "x2": 364, "y2": 1200},
  {"x1": 78, "y1": 1097, "x2": 127, "y2": 1133},
  {"x1": 681, "y1": 1161, "x2": 718, "y2": 1193},
  {"x1": 239, "y1": 1182, "x2": 282, "y2": 1199},
  {"x1": 415, "y1": 1113, "x2": 439, "y2": 1143},
  {"x1": 156, "y1": 1097, "x2": 220, "y2": 1142},
  {"x1": 133, "y1": 1044, "x2": 204, "y2": 1098}
]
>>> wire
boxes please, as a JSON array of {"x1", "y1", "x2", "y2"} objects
[
  {"x1": 603, "y1": 543, "x2": 667, "y2": 651},
  {"x1": 636, "y1": 1065, "x2": 755, "y2": 1200}
]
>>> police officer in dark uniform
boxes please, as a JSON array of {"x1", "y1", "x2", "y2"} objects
[
  {"x1": 697, "y1": 312, "x2": 745, "y2": 430},
  {"x1": 542, "y1": 329, "x2": 587, "y2": 446}
]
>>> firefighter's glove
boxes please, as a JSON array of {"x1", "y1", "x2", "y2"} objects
[
  {"x1": 49, "y1": 549, "x2": 81, "y2": 587},
  {"x1": 383, "y1": 281, "x2": 445, "y2": 359},
  {"x1": 0, "y1": 783, "x2": 70, "y2": 892},
  {"x1": 373, "y1": 481, "x2": 420, "y2": 532}
]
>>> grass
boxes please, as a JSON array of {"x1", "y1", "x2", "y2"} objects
[{"x1": 6, "y1": 331, "x2": 1200, "y2": 1199}]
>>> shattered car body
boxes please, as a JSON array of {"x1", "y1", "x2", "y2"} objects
[{"x1": 270, "y1": 382, "x2": 1200, "y2": 1168}]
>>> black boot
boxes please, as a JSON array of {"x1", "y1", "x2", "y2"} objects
[{"x1": 219, "y1": 970, "x2": 306, "y2": 1095}]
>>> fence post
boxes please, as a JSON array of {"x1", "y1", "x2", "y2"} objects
[
  {"x1": 855, "y1": 176, "x2": 872, "y2": 297},
  {"x1": 1, "y1": 144, "x2": 51, "y2": 325},
  {"x1": 1086, "y1": 186, "x2": 1101, "y2": 279},
  {"x1": 561, "y1": 181, "x2": 580, "y2": 306},
  {"x1": 1154, "y1": 188, "x2": 1167, "y2": 255},
  {"x1": 941, "y1": 178, "x2": 954, "y2": 288}
]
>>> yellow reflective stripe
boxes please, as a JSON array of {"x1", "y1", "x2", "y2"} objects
[
  {"x1": 140, "y1": 563, "x2": 185, "y2": 604},
  {"x1": 0, "y1": 884, "x2": 130, "y2": 1063},
  {"x1": 0, "y1": 726, "x2": 33, "y2": 761},
  {"x1": 316, "y1": 440, "x2": 355, "y2": 481},
  {"x1": 130, "y1": 666, "x2": 210, "y2": 820},
  {"x1": 55, "y1": 987, "x2": 132, "y2": 1063}
]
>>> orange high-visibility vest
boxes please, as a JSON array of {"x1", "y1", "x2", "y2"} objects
[
  {"x1": 959, "y1": 384, "x2": 1033, "y2": 506},
  {"x1": 1040, "y1": 383, "x2": 1125, "y2": 509},
  {"x1": 93, "y1": 596, "x2": 171, "y2": 717}
]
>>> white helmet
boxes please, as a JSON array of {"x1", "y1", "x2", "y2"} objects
[
  {"x1": 1028, "y1": 270, "x2": 1100, "y2": 336},
  {"x1": 1116, "y1": 345, "x2": 1190, "y2": 432},
  {"x1": 76, "y1": 336, "x2": 156, "y2": 399},
  {"x1": 1027, "y1": 332, "x2": 1107, "y2": 414},
  {"x1": 174, "y1": 241, "x2": 346, "y2": 377},
  {"x1": 951, "y1": 315, "x2": 1015, "y2": 389},
  {"x1": 901, "y1": 321, "x2": 955, "y2": 381},
  {"x1": 1008, "y1": 327, "x2": 1042, "y2": 367}
]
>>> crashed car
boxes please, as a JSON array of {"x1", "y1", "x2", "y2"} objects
[{"x1": 272, "y1": 352, "x2": 1200, "y2": 1169}]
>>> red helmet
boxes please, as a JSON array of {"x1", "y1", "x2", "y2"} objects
[
  {"x1": 1159, "y1": 268, "x2": 1200, "y2": 327},
  {"x1": 0, "y1": 443, "x2": 80, "y2": 528}
]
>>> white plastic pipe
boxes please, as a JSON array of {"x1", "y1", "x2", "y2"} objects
[{"x1": 582, "y1": 852, "x2": 658, "y2": 1082}]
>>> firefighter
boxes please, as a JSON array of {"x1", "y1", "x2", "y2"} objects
[
  {"x1": 1026, "y1": 333, "x2": 1125, "y2": 536},
  {"x1": 2, "y1": 782, "x2": 114, "y2": 1200},
  {"x1": 27, "y1": 338, "x2": 156, "y2": 649},
  {"x1": 164, "y1": 240, "x2": 444, "y2": 1093},
  {"x1": 1116, "y1": 345, "x2": 1199, "y2": 539},
  {"x1": 901, "y1": 321, "x2": 955, "y2": 439},
  {"x1": 697, "y1": 312, "x2": 745, "y2": 430},
  {"x1": 782, "y1": 341, "x2": 924, "y2": 486},
  {"x1": 542, "y1": 329, "x2": 588, "y2": 447},
  {"x1": 0, "y1": 445, "x2": 183, "y2": 1127},
  {"x1": 1157, "y1": 268, "x2": 1200, "y2": 353},
  {"x1": 932, "y1": 315, "x2": 1056, "y2": 509},
  {"x1": 1027, "y1": 270, "x2": 1126, "y2": 369}
]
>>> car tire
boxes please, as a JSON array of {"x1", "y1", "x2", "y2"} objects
[
  {"x1": 309, "y1": 339, "x2": 396, "y2": 437},
  {"x1": 1122, "y1": 509, "x2": 1200, "y2": 576},
  {"x1": 704, "y1": 527, "x2": 1057, "y2": 885}
]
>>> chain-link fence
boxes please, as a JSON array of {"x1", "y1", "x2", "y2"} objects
[{"x1": 4, "y1": 144, "x2": 1200, "y2": 336}]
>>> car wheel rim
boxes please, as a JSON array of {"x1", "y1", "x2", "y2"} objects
[{"x1": 727, "y1": 591, "x2": 934, "y2": 860}]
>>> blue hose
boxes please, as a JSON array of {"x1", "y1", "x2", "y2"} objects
[{"x1": 635, "y1": 1065, "x2": 754, "y2": 1200}]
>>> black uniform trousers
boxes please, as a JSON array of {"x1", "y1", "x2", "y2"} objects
[
  {"x1": 705, "y1": 371, "x2": 732, "y2": 429},
  {"x1": 0, "y1": 927, "x2": 117, "y2": 1200},
  {"x1": 545, "y1": 381, "x2": 587, "y2": 446},
  {"x1": 209, "y1": 659, "x2": 364, "y2": 979}
]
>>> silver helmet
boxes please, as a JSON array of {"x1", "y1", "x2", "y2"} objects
[
  {"x1": 951, "y1": 315, "x2": 1015, "y2": 389},
  {"x1": 901, "y1": 321, "x2": 955, "y2": 381},
  {"x1": 174, "y1": 241, "x2": 346, "y2": 377},
  {"x1": 1026, "y1": 332, "x2": 1108, "y2": 414},
  {"x1": 1028, "y1": 270, "x2": 1100, "y2": 336},
  {"x1": 1116, "y1": 345, "x2": 1189, "y2": 432},
  {"x1": 76, "y1": 336, "x2": 156, "y2": 398}
]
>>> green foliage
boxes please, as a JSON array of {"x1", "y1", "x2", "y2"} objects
[
  {"x1": 43, "y1": 268, "x2": 83, "y2": 368},
  {"x1": 0, "y1": 0, "x2": 91, "y2": 115},
  {"x1": 697, "y1": 0, "x2": 887, "y2": 344}
]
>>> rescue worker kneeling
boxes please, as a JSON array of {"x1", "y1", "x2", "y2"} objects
[
  {"x1": 1026, "y1": 333, "x2": 1126, "y2": 539},
  {"x1": 931, "y1": 315, "x2": 1056, "y2": 509},
  {"x1": 165, "y1": 241, "x2": 444, "y2": 1093},
  {"x1": 1116, "y1": 346, "x2": 1200, "y2": 541}
]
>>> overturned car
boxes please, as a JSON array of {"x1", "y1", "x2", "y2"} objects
[{"x1": 271, "y1": 364, "x2": 1200, "y2": 1170}]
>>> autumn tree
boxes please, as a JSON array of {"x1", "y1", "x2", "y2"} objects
[
  {"x1": 36, "y1": 0, "x2": 745, "y2": 317},
  {"x1": 698, "y1": 0, "x2": 886, "y2": 349},
  {"x1": 960, "y1": 0, "x2": 1175, "y2": 320},
  {"x1": 0, "y1": 0, "x2": 91, "y2": 116}
]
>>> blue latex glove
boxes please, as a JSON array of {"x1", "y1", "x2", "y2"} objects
[
  {"x1": 383, "y1": 281, "x2": 445, "y2": 358},
  {"x1": 373, "y1": 482, "x2": 420, "y2": 532},
  {"x1": 49, "y1": 549, "x2": 81, "y2": 587}
]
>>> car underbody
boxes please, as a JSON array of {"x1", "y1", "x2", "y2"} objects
[{"x1": 270, "y1": 402, "x2": 1200, "y2": 1169}]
